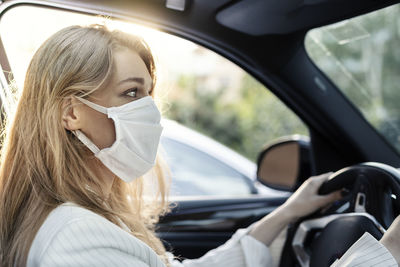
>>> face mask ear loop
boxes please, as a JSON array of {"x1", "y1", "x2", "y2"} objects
[
  {"x1": 72, "y1": 130, "x2": 101, "y2": 154},
  {"x1": 75, "y1": 96, "x2": 108, "y2": 115}
]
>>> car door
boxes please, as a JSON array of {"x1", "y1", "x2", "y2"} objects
[{"x1": 158, "y1": 196, "x2": 287, "y2": 259}]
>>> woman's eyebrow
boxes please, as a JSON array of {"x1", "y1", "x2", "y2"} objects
[{"x1": 117, "y1": 77, "x2": 144, "y2": 85}]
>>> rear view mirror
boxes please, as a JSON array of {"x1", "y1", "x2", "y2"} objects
[{"x1": 257, "y1": 135, "x2": 312, "y2": 192}]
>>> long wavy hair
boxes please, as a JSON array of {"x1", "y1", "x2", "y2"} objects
[{"x1": 0, "y1": 25, "x2": 170, "y2": 266}]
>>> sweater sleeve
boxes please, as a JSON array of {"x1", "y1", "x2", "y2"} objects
[
  {"x1": 331, "y1": 232, "x2": 398, "y2": 267},
  {"x1": 167, "y1": 225, "x2": 273, "y2": 267}
]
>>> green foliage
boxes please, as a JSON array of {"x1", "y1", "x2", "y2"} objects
[
  {"x1": 305, "y1": 4, "x2": 400, "y2": 152},
  {"x1": 165, "y1": 4, "x2": 400, "y2": 161},
  {"x1": 165, "y1": 74, "x2": 308, "y2": 161}
]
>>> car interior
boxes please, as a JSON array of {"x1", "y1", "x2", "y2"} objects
[{"x1": 0, "y1": 0, "x2": 400, "y2": 266}]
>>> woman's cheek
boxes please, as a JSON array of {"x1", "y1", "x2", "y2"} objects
[
  {"x1": 94, "y1": 117, "x2": 116, "y2": 149},
  {"x1": 82, "y1": 111, "x2": 116, "y2": 150}
]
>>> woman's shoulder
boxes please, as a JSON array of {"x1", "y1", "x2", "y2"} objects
[
  {"x1": 30, "y1": 202, "x2": 110, "y2": 246},
  {"x1": 27, "y1": 203, "x2": 164, "y2": 267},
  {"x1": 45, "y1": 202, "x2": 107, "y2": 222},
  {"x1": 41, "y1": 202, "x2": 105, "y2": 223},
  {"x1": 27, "y1": 203, "x2": 111, "y2": 264}
]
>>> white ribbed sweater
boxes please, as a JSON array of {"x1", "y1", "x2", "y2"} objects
[{"x1": 27, "y1": 203, "x2": 397, "y2": 267}]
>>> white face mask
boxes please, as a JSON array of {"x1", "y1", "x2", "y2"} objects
[{"x1": 74, "y1": 96, "x2": 163, "y2": 183}]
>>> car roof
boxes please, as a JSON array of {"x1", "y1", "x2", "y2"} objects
[
  {"x1": 161, "y1": 119, "x2": 257, "y2": 180},
  {"x1": 9, "y1": 0, "x2": 396, "y2": 35}
]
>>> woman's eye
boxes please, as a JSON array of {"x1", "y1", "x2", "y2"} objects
[{"x1": 124, "y1": 88, "x2": 138, "y2": 98}]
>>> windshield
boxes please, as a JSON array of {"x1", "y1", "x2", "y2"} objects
[{"x1": 305, "y1": 4, "x2": 400, "y2": 153}]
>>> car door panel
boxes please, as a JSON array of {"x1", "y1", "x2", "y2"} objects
[{"x1": 158, "y1": 196, "x2": 288, "y2": 259}]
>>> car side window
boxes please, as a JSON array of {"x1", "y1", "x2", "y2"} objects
[
  {"x1": 161, "y1": 137, "x2": 254, "y2": 196},
  {"x1": 0, "y1": 4, "x2": 308, "y2": 197}
]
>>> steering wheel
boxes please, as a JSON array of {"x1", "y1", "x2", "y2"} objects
[{"x1": 280, "y1": 162, "x2": 400, "y2": 267}]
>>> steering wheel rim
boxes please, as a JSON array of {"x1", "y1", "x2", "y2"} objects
[
  {"x1": 280, "y1": 162, "x2": 400, "y2": 267},
  {"x1": 319, "y1": 162, "x2": 400, "y2": 226}
]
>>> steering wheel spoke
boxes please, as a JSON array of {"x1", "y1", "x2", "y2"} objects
[{"x1": 292, "y1": 213, "x2": 385, "y2": 267}]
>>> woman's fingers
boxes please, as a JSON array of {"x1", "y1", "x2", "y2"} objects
[
  {"x1": 283, "y1": 172, "x2": 340, "y2": 219},
  {"x1": 308, "y1": 172, "x2": 341, "y2": 209},
  {"x1": 313, "y1": 172, "x2": 341, "y2": 206},
  {"x1": 317, "y1": 190, "x2": 342, "y2": 207},
  {"x1": 313, "y1": 172, "x2": 343, "y2": 207},
  {"x1": 308, "y1": 172, "x2": 334, "y2": 190}
]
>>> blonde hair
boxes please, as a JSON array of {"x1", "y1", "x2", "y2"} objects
[{"x1": 0, "y1": 25, "x2": 170, "y2": 266}]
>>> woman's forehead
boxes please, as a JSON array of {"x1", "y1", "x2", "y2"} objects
[{"x1": 110, "y1": 48, "x2": 152, "y2": 88}]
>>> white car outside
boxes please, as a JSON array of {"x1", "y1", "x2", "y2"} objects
[{"x1": 160, "y1": 119, "x2": 288, "y2": 197}]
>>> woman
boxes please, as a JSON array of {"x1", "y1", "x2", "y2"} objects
[{"x1": 0, "y1": 25, "x2": 397, "y2": 267}]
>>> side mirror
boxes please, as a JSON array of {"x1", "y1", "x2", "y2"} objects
[{"x1": 256, "y1": 135, "x2": 312, "y2": 192}]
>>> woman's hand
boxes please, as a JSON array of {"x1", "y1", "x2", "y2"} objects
[
  {"x1": 249, "y1": 172, "x2": 342, "y2": 246},
  {"x1": 381, "y1": 215, "x2": 400, "y2": 264},
  {"x1": 281, "y1": 172, "x2": 343, "y2": 222}
]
